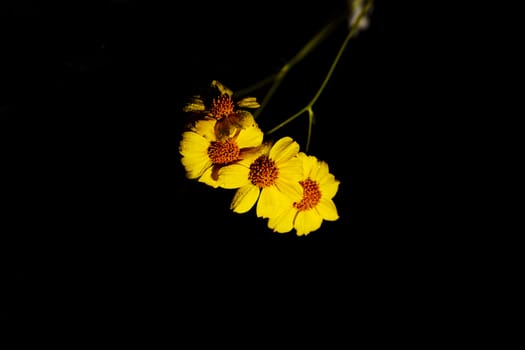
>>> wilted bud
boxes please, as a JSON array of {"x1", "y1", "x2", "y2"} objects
[
  {"x1": 237, "y1": 97, "x2": 261, "y2": 109},
  {"x1": 214, "y1": 110, "x2": 256, "y2": 141},
  {"x1": 211, "y1": 80, "x2": 233, "y2": 97},
  {"x1": 347, "y1": 0, "x2": 373, "y2": 34},
  {"x1": 182, "y1": 96, "x2": 206, "y2": 113}
]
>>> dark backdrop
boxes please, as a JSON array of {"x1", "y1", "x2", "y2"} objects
[{"x1": 1, "y1": 0, "x2": 445, "y2": 339}]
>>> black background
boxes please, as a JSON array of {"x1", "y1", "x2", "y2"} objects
[{"x1": 1, "y1": 0, "x2": 458, "y2": 339}]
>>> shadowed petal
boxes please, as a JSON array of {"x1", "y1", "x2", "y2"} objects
[
  {"x1": 256, "y1": 186, "x2": 290, "y2": 219},
  {"x1": 278, "y1": 157, "x2": 304, "y2": 183},
  {"x1": 231, "y1": 185, "x2": 260, "y2": 214},
  {"x1": 316, "y1": 198, "x2": 339, "y2": 221},
  {"x1": 211, "y1": 80, "x2": 233, "y2": 96},
  {"x1": 198, "y1": 166, "x2": 220, "y2": 188},
  {"x1": 192, "y1": 119, "x2": 217, "y2": 140},
  {"x1": 236, "y1": 124, "x2": 264, "y2": 149},
  {"x1": 270, "y1": 137, "x2": 300, "y2": 164},
  {"x1": 181, "y1": 156, "x2": 211, "y2": 179},
  {"x1": 179, "y1": 132, "x2": 211, "y2": 179},
  {"x1": 214, "y1": 118, "x2": 236, "y2": 141},
  {"x1": 295, "y1": 210, "x2": 323, "y2": 236},
  {"x1": 268, "y1": 207, "x2": 296, "y2": 233},
  {"x1": 183, "y1": 97, "x2": 205, "y2": 113},
  {"x1": 237, "y1": 97, "x2": 260, "y2": 109},
  {"x1": 179, "y1": 131, "x2": 209, "y2": 154},
  {"x1": 299, "y1": 152, "x2": 317, "y2": 177},
  {"x1": 231, "y1": 110, "x2": 256, "y2": 129},
  {"x1": 218, "y1": 164, "x2": 251, "y2": 189},
  {"x1": 274, "y1": 178, "x2": 303, "y2": 203}
]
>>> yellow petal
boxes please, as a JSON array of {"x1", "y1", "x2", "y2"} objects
[
  {"x1": 218, "y1": 164, "x2": 251, "y2": 189},
  {"x1": 181, "y1": 155, "x2": 212, "y2": 179},
  {"x1": 256, "y1": 186, "x2": 291, "y2": 219},
  {"x1": 294, "y1": 210, "x2": 323, "y2": 236},
  {"x1": 179, "y1": 132, "x2": 212, "y2": 179},
  {"x1": 320, "y1": 178, "x2": 340, "y2": 199},
  {"x1": 237, "y1": 149, "x2": 263, "y2": 165},
  {"x1": 311, "y1": 159, "x2": 329, "y2": 180},
  {"x1": 198, "y1": 166, "x2": 220, "y2": 188},
  {"x1": 192, "y1": 119, "x2": 217, "y2": 140},
  {"x1": 182, "y1": 97, "x2": 205, "y2": 112},
  {"x1": 237, "y1": 97, "x2": 260, "y2": 109},
  {"x1": 274, "y1": 178, "x2": 303, "y2": 203},
  {"x1": 267, "y1": 207, "x2": 296, "y2": 233},
  {"x1": 278, "y1": 157, "x2": 304, "y2": 183},
  {"x1": 270, "y1": 137, "x2": 300, "y2": 164},
  {"x1": 211, "y1": 80, "x2": 233, "y2": 97},
  {"x1": 236, "y1": 124, "x2": 264, "y2": 149},
  {"x1": 232, "y1": 110, "x2": 256, "y2": 129},
  {"x1": 299, "y1": 152, "x2": 317, "y2": 177},
  {"x1": 179, "y1": 131, "x2": 209, "y2": 154},
  {"x1": 231, "y1": 185, "x2": 259, "y2": 214},
  {"x1": 316, "y1": 198, "x2": 339, "y2": 221}
]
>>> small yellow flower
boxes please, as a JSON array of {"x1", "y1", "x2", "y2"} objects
[
  {"x1": 179, "y1": 118, "x2": 264, "y2": 188},
  {"x1": 268, "y1": 152, "x2": 340, "y2": 236},
  {"x1": 218, "y1": 136, "x2": 304, "y2": 218},
  {"x1": 182, "y1": 80, "x2": 260, "y2": 141}
]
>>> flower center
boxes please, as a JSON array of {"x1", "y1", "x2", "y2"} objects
[
  {"x1": 249, "y1": 155, "x2": 278, "y2": 188},
  {"x1": 209, "y1": 94, "x2": 234, "y2": 120},
  {"x1": 294, "y1": 178, "x2": 322, "y2": 211},
  {"x1": 208, "y1": 138, "x2": 240, "y2": 164}
]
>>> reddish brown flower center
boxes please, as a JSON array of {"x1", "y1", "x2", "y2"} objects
[
  {"x1": 209, "y1": 94, "x2": 234, "y2": 120},
  {"x1": 207, "y1": 138, "x2": 240, "y2": 164},
  {"x1": 249, "y1": 155, "x2": 278, "y2": 188},
  {"x1": 294, "y1": 178, "x2": 322, "y2": 211}
]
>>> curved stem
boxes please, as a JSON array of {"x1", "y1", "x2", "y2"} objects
[
  {"x1": 253, "y1": 63, "x2": 290, "y2": 119},
  {"x1": 236, "y1": 12, "x2": 347, "y2": 117},
  {"x1": 306, "y1": 107, "x2": 314, "y2": 152},
  {"x1": 266, "y1": 106, "x2": 307, "y2": 135},
  {"x1": 235, "y1": 73, "x2": 276, "y2": 98},
  {"x1": 266, "y1": 0, "x2": 373, "y2": 141}
]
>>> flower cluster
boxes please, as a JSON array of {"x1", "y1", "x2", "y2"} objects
[{"x1": 179, "y1": 80, "x2": 340, "y2": 236}]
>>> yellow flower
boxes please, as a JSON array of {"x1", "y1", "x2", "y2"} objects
[
  {"x1": 182, "y1": 80, "x2": 260, "y2": 141},
  {"x1": 179, "y1": 118, "x2": 264, "y2": 188},
  {"x1": 218, "y1": 136, "x2": 304, "y2": 218},
  {"x1": 267, "y1": 152, "x2": 340, "y2": 236}
]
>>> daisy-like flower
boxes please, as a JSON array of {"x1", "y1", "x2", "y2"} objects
[
  {"x1": 267, "y1": 152, "x2": 340, "y2": 236},
  {"x1": 218, "y1": 136, "x2": 304, "y2": 219},
  {"x1": 183, "y1": 80, "x2": 260, "y2": 141},
  {"x1": 179, "y1": 118, "x2": 264, "y2": 188}
]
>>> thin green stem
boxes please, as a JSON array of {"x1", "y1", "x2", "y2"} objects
[
  {"x1": 235, "y1": 74, "x2": 276, "y2": 98},
  {"x1": 253, "y1": 63, "x2": 290, "y2": 119},
  {"x1": 235, "y1": 12, "x2": 347, "y2": 118},
  {"x1": 266, "y1": 107, "x2": 306, "y2": 135},
  {"x1": 310, "y1": 19, "x2": 358, "y2": 106},
  {"x1": 306, "y1": 107, "x2": 314, "y2": 151},
  {"x1": 266, "y1": 0, "x2": 373, "y2": 149}
]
